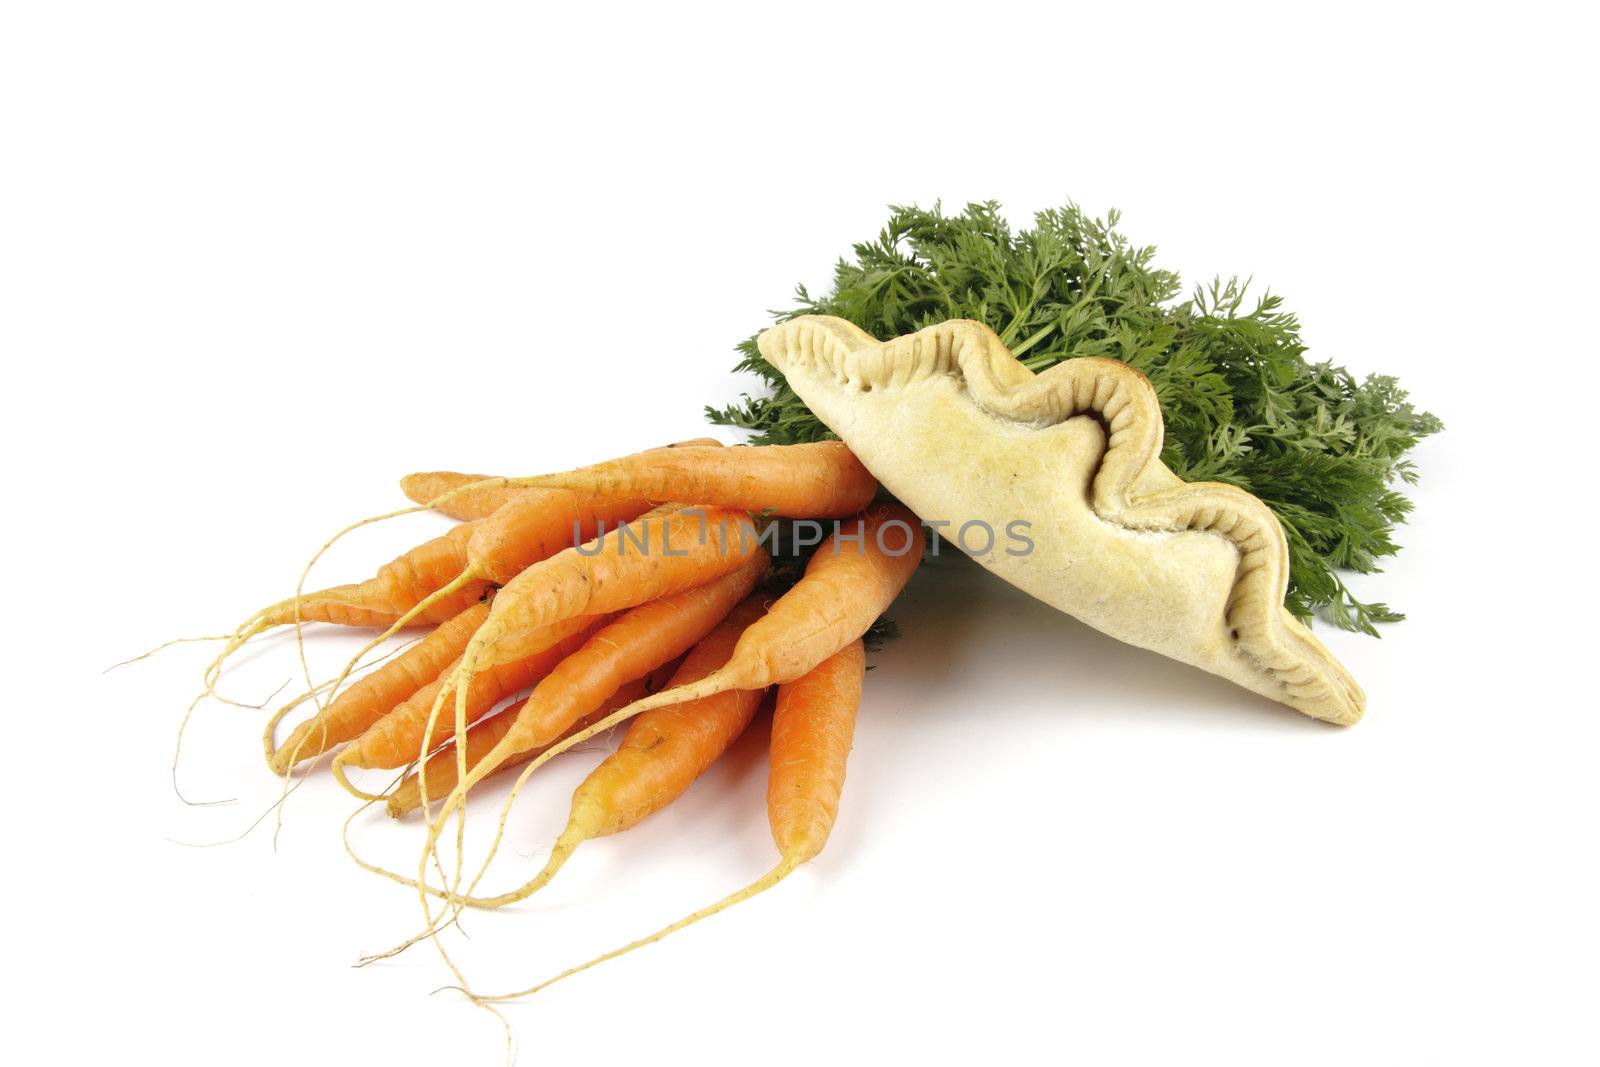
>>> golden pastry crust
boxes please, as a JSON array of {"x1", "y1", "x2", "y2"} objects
[{"x1": 758, "y1": 315, "x2": 1364, "y2": 725}]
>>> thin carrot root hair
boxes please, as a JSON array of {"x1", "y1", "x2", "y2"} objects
[
  {"x1": 292, "y1": 570, "x2": 483, "y2": 742},
  {"x1": 291, "y1": 487, "x2": 656, "y2": 737},
  {"x1": 171, "y1": 617, "x2": 308, "y2": 805},
  {"x1": 421, "y1": 543, "x2": 769, "y2": 863},
  {"x1": 167, "y1": 504, "x2": 436, "y2": 807},
  {"x1": 104, "y1": 633, "x2": 237, "y2": 673},
  {"x1": 269, "y1": 602, "x2": 492, "y2": 777},
  {"x1": 474, "y1": 861, "x2": 799, "y2": 1004},
  {"x1": 191, "y1": 441, "x2": 717, "y2": 714},
  {"x1": 402, "y1": 545, "x2": 768, "y2": 987},
  {"x1": 415, "y1": 502, "x2": 753, "y2": 824},
  {"x1": 230, "y1": 442, "x2": 720, "y2": 727},
  {"x1": 344, "y1": 662, "x2": 687, "y2": 968},
  {"x1": 383, "y1": 659, "x2": 673, "y2": 820},
  {"x1": 449, "y1": 596, "x2": 772, "y2": 912},
  {"x1": 475, "y1": 637, "x2": 866, "y2": 1003},
  {"x1": 197, "y1": 584, "x2": 411, "y2": 706}
]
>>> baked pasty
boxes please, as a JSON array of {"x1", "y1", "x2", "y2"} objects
[{"x1": 757, "y1": 315, "x2": 1364, "y2": 725}]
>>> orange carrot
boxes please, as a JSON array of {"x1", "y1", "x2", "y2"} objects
[
  {"x1": 322, "y1": 489, "x2": 658, "y2": 670},
  {"x1": 399, "y1": 472, "x2": 523, "y2": 522},
  {"x1": 462, "y1": 550, "x2": 768, "y2": 789},
  {"x1": 241, "y1": 444, "x2": 724, "y2": 675},
  {"x1": 266, "y1": 445, "x2": 724, "y2": 717},
  {"x1": 424, "y1": 500, "x2": 915, "y2": 916},
  {"x1": 409, "y1": 550, "x2": 768, "y2": 930},
  {"x1": 291, "y1": 489, "x2": 662, "y2": 743},
  {"x1": 401, "y1": 503, "x2": 754, "y2": 900},
  {"x1": 384, "y1": 659, "x2": 679, "y2": 819},
  {"x1": 477, "y1": 639, "x2": 867, "y2": 1000},
  {"x1": 458, "y1": 597, "x2": 771, "y2": 907},
  {"x1": 267, "y1": 601, "x2": 491, "y2": 774},
  {"x1": 765, "y1": 640, "x2": 866, "y2": 867},
  {"x1": 460, "y1": 490, "x2": 651, "y2": 587},
  {"x1": 466, "y1": 505, "x2": 760, "y2": 671},
  {"x1": 263, "y1": 488, "x2": 646, "y2": 632},
  {"x1": 555, "y1": 502, "x2": 919, "y2": 733},
  {"x1": 333, "y1": 613, "x2": 608, "y2": 779},
  {"x1": 270, "y1": 523, "x2": 483, "y2": 627},
  {"x1": 196, "y1": 529, "x2": 485, "y2": 714},
  {"x1": 248, "y1": 589, "x2": 409, "y2": 629},
  {"x1": 489, "y1": 441, "x2": 876, "y2": 519},
  {"x1": 401, "y1": 439, "x2": 724, "y2": 519}
]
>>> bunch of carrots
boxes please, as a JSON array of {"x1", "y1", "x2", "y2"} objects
[{"x1": 178, "y1": 437, "x2": 922, "y2": 1003}]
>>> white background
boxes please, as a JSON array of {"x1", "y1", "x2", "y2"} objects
[{"x1": 5, "y1": 3, "x2": 1596, "y2": 1064}]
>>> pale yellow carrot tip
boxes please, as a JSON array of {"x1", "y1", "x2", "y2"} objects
[
  {"x1": 331, "y1": 750, "x2": 396, "y2": 803},
  {"x1": 475, "y1": 860, "x2": 799, "y2": 1004},
  {"x1": 417, "y1": 677, "x2": 705, "y2": 924},
  {"x1": 456, "y1": 819, "x2": 586, "y2": 910},
  {"x1": 262, "y1": 688, "x2": 321, "y2": 768}
]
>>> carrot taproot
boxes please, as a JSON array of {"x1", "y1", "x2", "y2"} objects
[
  {"x1": 476, "y1": 639, "x2": 867, "y2": 1000},
  {"x1": 266, "y1": 601, "x2": 491, "y2": 774},
  {"x1": 764, "y1": 640, "x2": 866, "y2": 865},
  {"x1": 485, "y1": 441, "x2": 876, "y2": 519},
  {"x1": 401, "y1": 438, "x2": 724, "y2": 519},
  {"x1": 456, "y1": 596, "x2": 771, "y2": 908}
]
